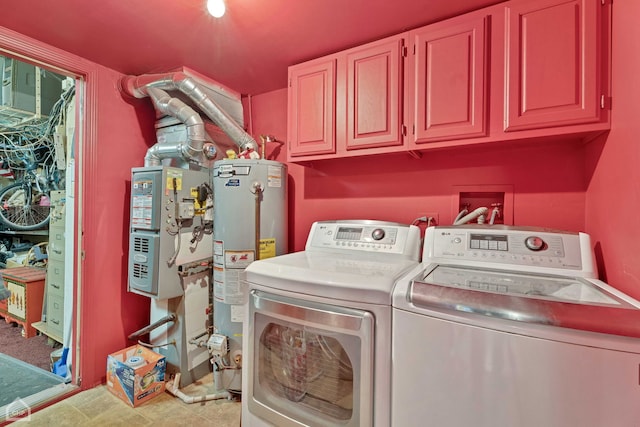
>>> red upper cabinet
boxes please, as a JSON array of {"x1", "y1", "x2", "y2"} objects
[
  {"x1": 287, "y1": 0, "x2": 610, "y2": 162},
  {"x1": 288, "y1": 57, "x2": 337, "y2": 157},
  {"x1": 287, "y1": 34, "x2": 407, "y2": 161},
  {"x1": 409, "y1": 12, "x2": 489, "y2": 145},
  {"x1": 345, "y1": 37, "x2": 405, "y2": 151},
  {"x1": 504, "y1": 0, "x2": 603, "y2": 131}
]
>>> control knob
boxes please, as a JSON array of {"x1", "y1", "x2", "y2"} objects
[
  {"x1": 371, "y1": 228, "x2": 386, "y2": 241},
  {"x1": 525, "y1": 236, "x2": 545, "y2": 251}
]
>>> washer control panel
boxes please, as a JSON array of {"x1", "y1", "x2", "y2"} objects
[
  {"x1": 306, "y1": 220, "x2": 421, "y2": 260},
  {"x1": 425, "y1": 225, "x2": 590, "y2": 273}
]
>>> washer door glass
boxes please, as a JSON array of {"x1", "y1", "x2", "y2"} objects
[
  {"x1": 260, "y1": 322, "x2": 354, "y2": 416},
  {"x1": 248, "y1": 290, "x2": 373, "y2": 427}
]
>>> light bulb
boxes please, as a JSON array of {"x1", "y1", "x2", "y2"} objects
[{"x1": 207, "y1": 0, "x2": 226, "y2": 18}]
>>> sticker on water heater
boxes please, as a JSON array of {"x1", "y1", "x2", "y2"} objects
[
  {"x1": 223, "y1": 269, "x2": 243, "y2": 304},
  {"x1": 259, "y1": 238, "x2": 276, "y2": 259},
  {"x1": 213, "y1": 266, "x2": 225, "y2": 302},
  {"x1": 267, "y1": 165, "x2": 282, "y2": 187},
  {"x1": 214, "y1": 241, "x2": 224, "y2": 256},
  {"x1": 225, "y1": 179, "x2": 240, "y2": 187},
  {"x1": 230, "y1": 305, "x2": 244, "y2": 323},
  {"x1": 224, "y1": 250, "x2": 254, "y2": 268}
]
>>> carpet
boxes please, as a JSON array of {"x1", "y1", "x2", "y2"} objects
[
  {"x1": 0, "y1": 353, "x2": 65, "y2": 407},
  {"x1": 0, "y1": 315, "x2": 55, "y2": 371}
]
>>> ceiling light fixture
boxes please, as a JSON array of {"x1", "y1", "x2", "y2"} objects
[{"x1": 206, "y1": 0, "x2": 226, "y2": 18}]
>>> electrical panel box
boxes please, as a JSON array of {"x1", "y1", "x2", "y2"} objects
[
  {"x1": 0, "y1": 55, "x2": 64, "y2": 128},
  {"x1": 128, "y1": 166, "x2": 213, "y2": 299}
]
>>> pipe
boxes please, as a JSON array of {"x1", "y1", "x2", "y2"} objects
[
  {"x1": 127, "y1": 313, "x2": 177, "y2": 340},
  {"x1": 165, "y1": 373, "x2": 231, "y2": 404},
  {"x1": 120, "y1": 72, "x2": 257, "y2": 153},
  {"x1": 188, "y1": 331, "x2": 209, "y2": 347},
  {"x1": 145, "y1": 87, "x2": 208, "y2": 167},
  {"x1": 453, "y1": 207, "x2": 488, "y2": 225},
  {"x1": 489, "y1": 207, "x2": 500, "y2": 225},
  {"x1": 252, "y1": 182, "x2": 264, "y2": 261}
]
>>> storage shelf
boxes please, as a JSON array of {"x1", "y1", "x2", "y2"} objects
[
  {"x1": 0, "y1": 230, "x2": 48, "y2": 236},
  {"x1": 32, "y1": 321, "x2": 63, "y2": 344}
]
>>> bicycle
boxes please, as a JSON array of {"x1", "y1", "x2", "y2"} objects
[{"x1": 0, "y1": 162, "x2": 61, "y2": 231}]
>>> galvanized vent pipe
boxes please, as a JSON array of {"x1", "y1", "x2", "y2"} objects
[{"x1": 120, "y1": 72, "x2": 257, "y2": 167}]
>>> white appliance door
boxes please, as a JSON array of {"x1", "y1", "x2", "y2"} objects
[
  {"x1": 392, "y1": 309, "x2": 640, "y2": 427},
  {"x1": 247, "y1": 290, "x2": 374, "y2": 427}
]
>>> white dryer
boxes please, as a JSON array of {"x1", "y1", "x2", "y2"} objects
[
  {"x1": 241, "y1": 220, "x2": 421, "y2": 427},
  {"x1": 392, "y1": 225, "x2": 640, "y2": 427}
]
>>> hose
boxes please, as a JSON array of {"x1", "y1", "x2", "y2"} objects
[
  {"x1": 453, "y1": 207, "x2": 488, "y2": 225},
  {"x1": 453, "y1": 209, "x2": 468, "y2": 224},
  {"x1": 489, "y1": 207, "x2": 500, "y2": 225}
]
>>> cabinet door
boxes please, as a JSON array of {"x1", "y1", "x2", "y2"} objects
[
  {"x1": 288, "y1": 59, "x2": 336, "y2": 157},
  {"x1": 411, "y1": 14, "x2": 488, "y2": 143},
  {"x1": 505, "y1": 0, "x2": 600, "y2": 131},
  {"x1": 346, "y1": 36, "x2": 404, "y2": 150}
]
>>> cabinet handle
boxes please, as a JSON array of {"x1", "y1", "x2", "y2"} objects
[
  {"x1": 51, "y1": 319, "x2": 60, "y2": 325},
  {"x1": 51, "y1": 283, "x2": 60, "y2": 289}
]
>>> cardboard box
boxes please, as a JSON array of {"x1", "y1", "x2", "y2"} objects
[{"x1": 106, "y1": 345, "x2": 166, "y2": 407}]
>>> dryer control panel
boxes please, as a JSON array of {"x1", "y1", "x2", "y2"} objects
[
  {"x1": 306, "y1": 220, "x2": 421, "y2": 261},
  {"x1": 423, "y1": 225, "x2": 596, "y2": 278}
]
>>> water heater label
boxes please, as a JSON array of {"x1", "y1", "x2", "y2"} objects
[
  {"x1": 267, "y1": 165, "x2": 282, "y2": 187},
  {"x1": 259, "y1": 238, "x2": 276, "y2": 259},
  {"x1": 230, "y1": 305, "x2": 244, "y2": 323},
  {"x1": 224, "y1": 250, "x2": 254, "y2": 268}
]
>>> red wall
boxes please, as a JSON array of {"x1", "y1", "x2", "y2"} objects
[
  {"x1": 584, "y1": 0, "x2": 640, "y2": 300},
  {"x1": 80, "y1": 69, "x2": 155, "y2": 387},
  {"x1": 250, "y1": 89, "x2": 589, "y2": 255}
]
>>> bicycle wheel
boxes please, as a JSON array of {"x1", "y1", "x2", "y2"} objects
[{"x1": 0, "y1": 181, "x2": 51, "y2": 231}]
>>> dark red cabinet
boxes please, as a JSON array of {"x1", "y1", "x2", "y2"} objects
[
  {"x1": 409, "y1": 12, "x2": 489, "y2": 144},
  {"x1": 288, "y1": 58, "x2": 337, "y2": 157},
  {"x1": 504, "y1": 0, "x2": 603, "y2": 131},
  {"x1": 288, "y1": 35, "x2": 406, "y2": 161}
]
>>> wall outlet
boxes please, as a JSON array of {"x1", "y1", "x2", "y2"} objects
[{"x1": 421, "y1": 212, "x2": 439, "y2": 226}]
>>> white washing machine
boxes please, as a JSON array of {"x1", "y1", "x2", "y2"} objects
[
  {"x1": 392, "y1": 225, "x2": 640, "y2": 427},
  {"x1": 241, "y1": 220, "x2": 421, "y2": 427}
]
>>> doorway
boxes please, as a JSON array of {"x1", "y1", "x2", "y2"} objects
[{"x1": 0, "y1": 50, "x2": 80, "y2": 420}]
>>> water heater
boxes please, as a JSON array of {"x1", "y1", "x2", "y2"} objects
[{"x1": 212, "y1": 159, "x2": 287, "y2": 374}]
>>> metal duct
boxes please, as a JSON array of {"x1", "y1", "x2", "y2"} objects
[
  {"x1": 120, "y1": 71, "x2": 256, "y2": 166},
  {"x1": 145, "y1": 87, "x2": 207, "y2": 167}
]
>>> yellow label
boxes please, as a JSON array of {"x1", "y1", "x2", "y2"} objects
[
  {"x1": 166, "y1": 170, "x2": 182, "y2": 191},
  {"x1": 259, "y1": 238, "x2": 276, "y2": 260},
  {"x1": 190, "y1": 187, "x2": 206, "y2": 214}
]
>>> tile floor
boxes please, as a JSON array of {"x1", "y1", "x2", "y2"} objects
[{"x1": 15, "y1": 374, "x2": 241, "y2": 426}]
